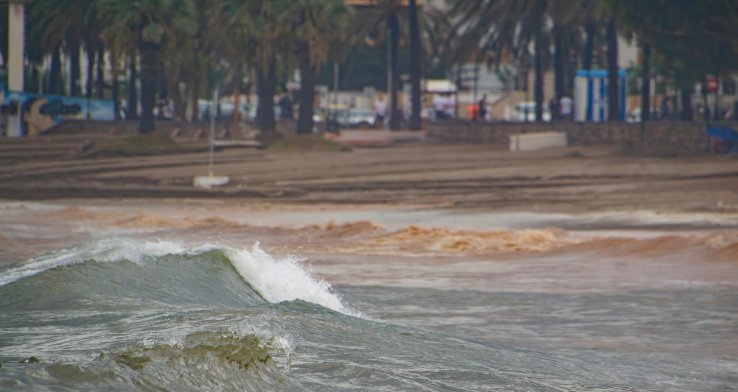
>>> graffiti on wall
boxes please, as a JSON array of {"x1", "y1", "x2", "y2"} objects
[{"x1": 2, "y1": 91, "x2": 115, "y2": 136}]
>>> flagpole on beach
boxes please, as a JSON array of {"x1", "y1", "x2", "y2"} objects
[
  {"x1": 194, "y1": 88, "x2": 229, "y2": 188},
  {"x1": 209, "y1": 88, "x2": 218, "y2": 177}
]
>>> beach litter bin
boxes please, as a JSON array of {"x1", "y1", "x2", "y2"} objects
[{"x1": 706, "y1": 126, "x2": 738, "y2": 154}]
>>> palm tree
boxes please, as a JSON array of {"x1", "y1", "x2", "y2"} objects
[
  {"x1": 605, "y1": 18, "x2": 619, "y2": 121},
  {"x1": 29, "y1": 0, "x2": 101, "y2": 97},
  {"x1": 286, "y1": 0, "x2": 352, "y2": 135},
  {"x1": 98, "y1": 0, "x2": 195, "y2": 133},
  {"x1": 408, "y1": 0, "x2": 422, "y2": 130},
  {"x1": 451, "y1": 0, "x2": 549, "y2": 122},
  {"x1": 352, "y1": 1, "x2": 406, "y2": 130},
  {"x1": 229, "y1": 0, "x2": 293, "y2": 133}
]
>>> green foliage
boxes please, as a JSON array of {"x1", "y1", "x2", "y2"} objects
[
  {"x1": 19, "y1": 0, "x2": 738, "y2": 130},
  {"x1": 612, "y1": 0, "x2": 738, "y2": 87}
]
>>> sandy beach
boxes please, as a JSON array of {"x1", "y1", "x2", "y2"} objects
[{"x1": 1, "y1": 131, "x2": 737, "y2": 213}]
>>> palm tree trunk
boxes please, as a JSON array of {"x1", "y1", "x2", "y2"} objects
[
  {"x1": 583, "y1": 22, "x2": 596, "y2": 121},
  {"x1": 583, "y1": 22, "x2": 595, "y2": 70},
  {"x1": 297, "y1": 42, "x2": 315, "y2": 135},
  {"x1": 701, "y1": 84, "x2": 709, "y2": 122},
  {"x1": 138, "y1": 41, "x2": 159, "y2": 133},
  {"x1": 640, "y1": 45, "x2": 650, "y2": 122},
  {"x1": 680, "y1": 88, "x2": 693, "y2": 121},
  {"x1": 31, "y1": 66, "x2": 39, "y2": 93},
  {"x1": 256, "y1": 62, "x2": 276, "y2": 133},
  {"x1": 49, "y1": 46, "x2": 63, "y2": 95},
  {"x1": 606, "y1": 19, "x2": 619, "y2": 121},
  {"x1": 96, "y1": 43, "x2": 105, "y2": 99},
  {"x1": 69, "y1": 43, "x2": 81, "y2": 96},
  {"x1": 86, "y1": 44, "x2": 95, "y2": 99},
  {"x1": 112, "y1": 57, "x2": 120, "y2": 120},
  {"x1": 534, "y1": 29, "x2": 544, "y2": 122},
  {"x1": 232, "y1": 62, "x2": 242, "y2": 135},
  {"x1": 408, "y1": 0, "x2": 422, "y2": 130},
  {"x1": 127, "y1": 50, "x2": 138, "y2": 120},
  {"x1": 191, "y1": 73, "x2": 200, "y2": 122},
  {"x1": 553, "y1": 26, "x2": 565, "y2": 121},
  {"x1": 387, "y1": 11, "x2": 401, "y2": 130}
]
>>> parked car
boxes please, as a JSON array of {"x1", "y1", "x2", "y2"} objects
[{"x1": 343, "y1": 107, "x2": 376, "y2": 128}]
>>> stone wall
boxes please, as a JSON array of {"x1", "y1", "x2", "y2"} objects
[
  {"x1": 427, "y1": 120, "x2": 738, "y2": 155},
  {"x1": 42, "y1": 118, "x2": 298, "y2": 139}
]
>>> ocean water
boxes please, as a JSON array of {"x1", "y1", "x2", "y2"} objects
[{"x1": 1, "y1": 204, "x2": 737, "y2": 391}]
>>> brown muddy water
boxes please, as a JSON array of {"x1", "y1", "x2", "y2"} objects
[{"x1": 1, "y1": 201, "x2": 737, "y2": 391}]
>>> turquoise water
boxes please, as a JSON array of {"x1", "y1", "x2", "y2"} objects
[{"x1": 1, "y1": 237, "x2": 737, "y2": 391}]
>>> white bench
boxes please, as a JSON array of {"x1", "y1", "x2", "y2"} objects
[{"x1": 509, "y1": 131, "x2": 567, "y2": 152}]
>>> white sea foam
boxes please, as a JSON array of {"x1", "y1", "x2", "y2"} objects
[
  {"x1": 225, "y1": 243, "x2": 357, "y2": 316},
  {"x1": 0, "y1": 246, "x2": 87, "y2": 286},
  {"x1": 0, "y1": 238, "x2": 186, "y2": 286}
]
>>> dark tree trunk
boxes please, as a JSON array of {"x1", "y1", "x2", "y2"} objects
[
  {"x1": 96, "y1": 43, "x2": 105, "y2": 99},
  {"x1": 158, "y1": 62, "x2": 167, "y2": 100},
  {"x1": 583, "y1": 22, "x2": 595, "y2": 70},
  {"x1": 231, "y1": 63, "x2": 242, "y2": 133},
  {"x1": 640, "y1": 45, "x2": 650, "y2": 122},
  {"x1": 191, "y1": 73, "x2": 200, "y2": 122},
  {"x1": 31, "y1": 66, "x2": 39, "y2": 92},
  {"x1": 138, "y1": 41, "x2": 159, "y2": 133},
  {"x1": 583, "y1": 22, "x2": 596, "y2": 121},
  {"x1": 86, "y1": 44, "x2": 95, "y2": 99},
  {"x1": 297, "y1": 42, "x2": 316, "y2": 135},
  {"x1": 408, "y1": 0, "x2": 422, "y2": 130},
  {"x1": 534, "y1": 29, "x2": 544, "y2": 122},
  {"x1": 127, "y1": 50, "x2": 138, "y2": 120},
  {"x1": 256, "y1": 63, "x2": 276, "y2": 133},
  {"x1": 606, "y1": 19, "x2": 619, "y2": 121},
  {"x1": 387, "y1": 12, "x2": 401, "y2": 130},
  {"x1": 702, "y1": 84, "x2": 709, "y2": 122},
  {"x1": 112, "y1": 60, "x2": 120, "y2": 120},
  {"x1": 49, "y1": 46, "x2": 63, "y2": 95},
  {"x1": 69, "y1": 42, "x2": 81, "y2": 96},
  {"x1": 553, "y1": 26, "x2": 565, "y2": 120},
  {"x1": 680, "y1": 88, "x2": 693, "y2": 121}
]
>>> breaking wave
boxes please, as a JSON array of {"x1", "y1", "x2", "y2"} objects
[{"x1": 0, "y1": 239, "x2": 355, "y2": 316}]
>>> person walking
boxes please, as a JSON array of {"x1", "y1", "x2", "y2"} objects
[
  {"x1": 478, "y1": 95, "x2": 488, "y2": 122},
  {"x1": 374, "y1": 94, "x2": 387, "y2": 128}
]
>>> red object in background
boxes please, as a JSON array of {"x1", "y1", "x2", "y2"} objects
[
  {"x1": 707, "y1": 77, "x2": 719, "y2": 93},
  {"x1": 467, "y1": 104, "x2": 478, "y2": 120}
]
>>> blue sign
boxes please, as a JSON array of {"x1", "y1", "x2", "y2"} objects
[{"x1": 3, "y1": 92, "x2": 115, "y2": 136}]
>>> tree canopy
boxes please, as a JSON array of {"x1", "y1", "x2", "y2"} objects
[{"x1": 4, "y1": 0, "x2": 738, "y2": 131}]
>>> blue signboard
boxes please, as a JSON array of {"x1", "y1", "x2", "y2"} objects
[{"x1": 2, "y1": 91, "x2": 115, "y2": 136}]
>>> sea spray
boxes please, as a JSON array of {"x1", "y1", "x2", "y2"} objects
[{"x1": 225, "y1": 243, "x2": 357, "y2": 316}]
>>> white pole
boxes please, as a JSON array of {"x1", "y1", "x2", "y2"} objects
[
  {"x1": 7, "y1": 1, "x2": 26, "y2": 137},
  {"x1": 209, "y1": 88, "x2": 218, "y2": 176}
]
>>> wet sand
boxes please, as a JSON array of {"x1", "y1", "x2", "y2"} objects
[{"x1": 0, "y1": 136, "x2": 736, "y2": 213}]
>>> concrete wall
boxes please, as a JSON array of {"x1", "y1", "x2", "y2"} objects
[{"x1": 427, "y1": 120, "x2": 738, "y2": 155}]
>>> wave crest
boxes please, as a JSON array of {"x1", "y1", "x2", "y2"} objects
[
  {"x1": 562, "y1": 231, "x2": 738, "y2": 260},
  {"x1": 333, "y1": 225, "x2": 571, "y2": 255},
  {"x1": 0, "y1": 239, "x2": 355, "y2": 316}
]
